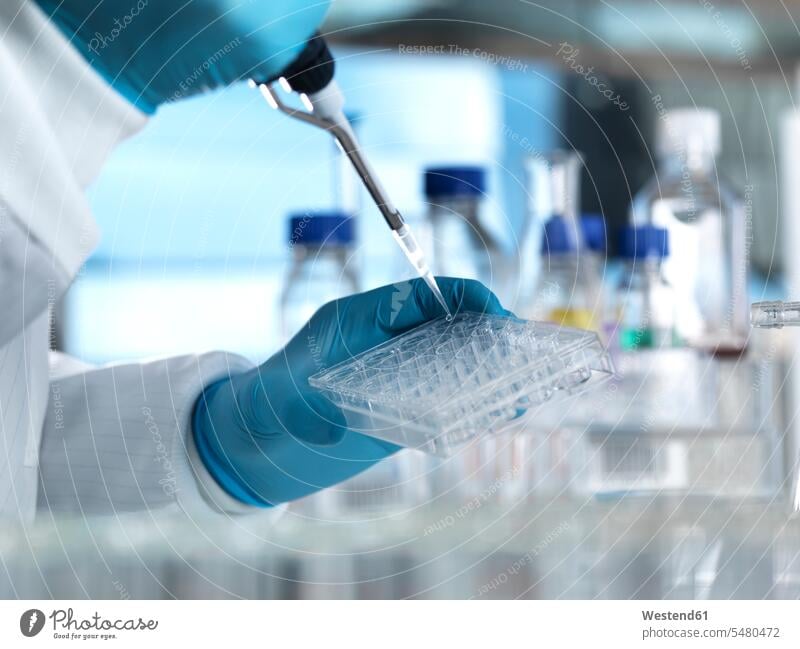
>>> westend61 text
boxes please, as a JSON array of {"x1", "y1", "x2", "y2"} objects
[{"x1": 642, "y1": 610, "x2": 708, "y2": 621}]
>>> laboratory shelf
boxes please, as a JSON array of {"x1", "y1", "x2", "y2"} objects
[
  {"x1": 2, "y1": 494, "x2": 797, "y2": 599},
  {"x1": 526, "y1": 348, "x2": 789, "y2": 500},
  {"x1": 2, "y1": 349, "x2": 798, "y2": 599}
]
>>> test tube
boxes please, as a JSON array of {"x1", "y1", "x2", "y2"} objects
[{"x1": 750, "y1": 301, "x2": 800, "y2": 328}]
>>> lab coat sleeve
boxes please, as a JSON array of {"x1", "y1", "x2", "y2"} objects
[{"x1": 37, "y1": 351, "x2": 265, "y2": 516}]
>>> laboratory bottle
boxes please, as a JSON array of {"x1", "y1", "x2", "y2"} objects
[
  {"x1": 423, "y1": 165, "x2": 498, "y2": 286},
  {"x1": 518, "y1": 150, "x2": 585, "y2": 312},
  {"x1": 581, "y1": 213, "x2": 607, "y2": 260},
  {"x1": 615, "y1": 225, "x2": 679, "y2": 351},
  {"x1": 526, "y1": 215, "x2": 599, "y2": 330},
  {"x1": 524, "y1": 151, "x2": 583, "y2": 238},
  {"x1": 629, "y1": 108, "x2": 747, "y2": 353},
  {"x1": 280, "y1": 211, "x2": 359, "y2": 341}
]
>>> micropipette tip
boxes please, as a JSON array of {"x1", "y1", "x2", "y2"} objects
[
  {"x1": 391, "y1": 224, "x2": 452, "y2": 320},
  {"x1": 422, "y1": 271, "x2": 453, "y2": 320}
]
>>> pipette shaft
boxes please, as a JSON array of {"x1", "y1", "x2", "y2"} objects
[{"x1": 268, "y1": 79, "x2": 452, "y2": 318}]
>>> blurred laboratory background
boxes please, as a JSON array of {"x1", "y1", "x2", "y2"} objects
[
  {"x1": 9, "y1": 0, "x2": 800, "y2": 599},
  {"x1": 61, "y1": 0, "x2": 798, "y2": 361}
]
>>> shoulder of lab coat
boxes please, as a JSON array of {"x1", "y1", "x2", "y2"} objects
[
  {"x1": 0, "y1": 0, "x2": 147, "y2": 342},
  {"x1": 40, "y1": 351, "x2": 276, "y2": 517}
]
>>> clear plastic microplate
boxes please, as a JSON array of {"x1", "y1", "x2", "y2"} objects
[{"x1": 309, "y1": 312, "x2": 614, "y2": 456}]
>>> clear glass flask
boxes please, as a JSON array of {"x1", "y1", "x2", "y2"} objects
[
  {"x1": 518, "y1": 151, "x2": 587, "y2": 314},
  {"x1": 524, "y1": 151, "x2": 583, "y2": 237},
  {"x1": 526, "y1": 216, "x2": 600, "y2": 330},
  {"x1": 615, "y1": 225, "x2": 679, "y2": 350},
  {"x1": 280, "y1": 211, "x2": 359, "y2": 341},
  {"x1": 423, "y1": 165, "x2": 497, "y2": 284},
  {"x1": 629, "y1": 108, "x2": 747, "y2": 352}
]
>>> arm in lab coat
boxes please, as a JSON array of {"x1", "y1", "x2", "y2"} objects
[
  {"x1": 0, "y1": 2, "x2": 264, "y2": 518},
  {"x1": 37, "y1": 351, "x2": 263, "y2": 516}
]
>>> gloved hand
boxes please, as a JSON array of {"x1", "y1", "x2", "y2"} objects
[
  {"x1": 192, "y1": 277, "x2": 512, "y2": 507},
  {"x1": 34, "y1": 0, "x2": 330, "y2": 113}
]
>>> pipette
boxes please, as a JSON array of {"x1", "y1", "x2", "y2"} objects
[
  {"x1": 251, "y1": 38, "x2": 452, "y2": 319},
  {"x1": 751, "y1": 301, "x2": 800, "y2": 328}
]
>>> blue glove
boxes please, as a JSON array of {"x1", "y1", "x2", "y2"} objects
[
  {"x1": 192, "y1": 277, "x2": 512, "y2": 507},
  {"x1": 34, "y1": 0, "x2": 330, "y2": 113}
]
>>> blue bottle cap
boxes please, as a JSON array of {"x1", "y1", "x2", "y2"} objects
[
  {"x1": 288, "y1": 211, "x2": 355, "y2": 246},
  {"x1": 619, "y1": 225, "x2": 669, "y2": 259},
  {"x1": 581, "y1": 214, "x2": 607, "y2": 253},
  {"x1": 423, "y1": 166, "x2": 486, "y2": 198},
  {"x1": 541, "y1": 216, "x2": 578, "y2": 254}
]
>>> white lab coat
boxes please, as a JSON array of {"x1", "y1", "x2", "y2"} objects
[{"x1": 0, "y1": 1, "x2": 260, "y2": 522}]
